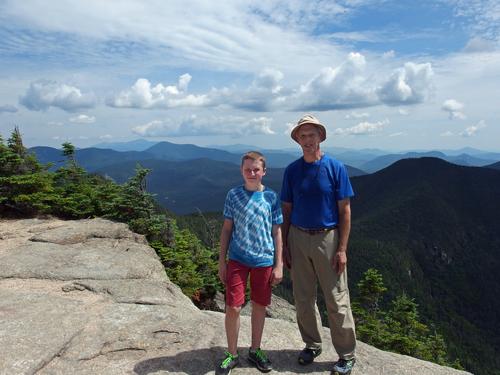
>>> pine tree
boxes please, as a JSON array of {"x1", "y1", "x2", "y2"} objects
[{"x1": 0, "y1": 128, "x2": 54, "y2": 215}]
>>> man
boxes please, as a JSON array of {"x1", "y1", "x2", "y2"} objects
[{"x1": 281, "y1": 114, "x2": 356, "y2": 375}]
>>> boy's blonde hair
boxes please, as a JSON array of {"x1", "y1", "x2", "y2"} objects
[{"x1": 241, "y1": 151, "x2": 266, "y2": 169}]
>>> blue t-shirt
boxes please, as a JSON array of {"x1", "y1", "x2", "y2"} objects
[
  {"x1": 223, "y1": 185, "x2": 283, "y2": 267},
  {"x1": 281, "y1": 154, "x2": 354, "y2": 229}
]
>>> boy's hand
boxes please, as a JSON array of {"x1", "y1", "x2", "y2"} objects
[
  {"x1": 218, "y1": 261, "x2": 227, "y2": 284},
  {"x1": 270, "y1": 265, "x2": 283, "y2": 286}
]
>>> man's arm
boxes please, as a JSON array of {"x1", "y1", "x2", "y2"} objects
[
  {"x1": 218, "y1": 218, "x2": 233, "y2": 284},
  {"x1": 270, "y1": 224, "x2": 283, "y2": 286},
  {"x1": 333, "y1": 198, "x2": 351, "y2": 275},
  {"x1": 281, "y1": 201, "x2": 292, "y2": 269}
]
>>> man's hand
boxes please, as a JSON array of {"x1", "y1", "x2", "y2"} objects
[
  {"x1": 332, "y1": 249, "x2": 347, "y2": 275},
  {"x1": 270, "y1": 264, "x2": 283, "y2": 286},
  {"x1": 218, "y1": 261, "x2": 227, "y2": 284}
]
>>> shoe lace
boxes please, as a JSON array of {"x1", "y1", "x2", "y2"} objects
[
  {"x1": 336, "y1": 358, "x2": 354, "y2": 369},
  {"x1": 221, "y1": 352, "x2": 237, "y2": 368},
  {"x1": 253, "y1": 348, "x2": 268, "y2": 362}
]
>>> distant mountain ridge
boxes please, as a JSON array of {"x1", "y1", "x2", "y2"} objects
[
  {"x1": 348, "y1": 157, "x2": 500, "y2": 374},
  {"x1": 359, "y1": 151, "x2": 497, "y2": 172}
]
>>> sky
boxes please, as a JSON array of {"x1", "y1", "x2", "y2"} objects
[{"x1": 0, "y1": 0, "x2": 499, "y2": 152}]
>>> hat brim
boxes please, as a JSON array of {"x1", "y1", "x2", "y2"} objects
[{"x1": 291, "y1": 122, "x2": 326, "y2": 143}]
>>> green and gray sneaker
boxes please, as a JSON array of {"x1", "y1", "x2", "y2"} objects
[
  {"x1": 248, "y1": 348, "x2": 273, "y2": 373},
  {"x1": 332, "y1": 358, "x2": 356, "y2": 375},
  {"x1": 215, "y1": 351, "x2": 239, "y2": 375}
]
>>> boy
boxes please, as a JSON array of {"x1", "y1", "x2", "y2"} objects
[{"x1": 216, "y1": 151, "x2": 283, "y2": 374}]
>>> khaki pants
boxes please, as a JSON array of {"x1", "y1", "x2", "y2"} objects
[{"x1": 289, "y1": 225, "x2": 356, "y2": 359}]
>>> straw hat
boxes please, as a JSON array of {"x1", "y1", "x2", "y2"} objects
[{"x1": 290, "y1": 114, "x2": 326, "y2": 143}]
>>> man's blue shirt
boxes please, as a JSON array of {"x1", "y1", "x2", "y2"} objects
[
  {"x1": 224, "y1": 185, "x2": 283, "y2": 267},
  {"x1": 281, "y1": 154, "x2": 354, "y2": 229}
]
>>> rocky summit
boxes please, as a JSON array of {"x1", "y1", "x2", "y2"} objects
[{"x1": 0, "y1": 218, "x2": 471, "y2": 375}]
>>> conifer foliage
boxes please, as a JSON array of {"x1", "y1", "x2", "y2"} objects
[
  {"x1": 0, "y1": 128, "x2": 219, "y2": 305},
  {"x1": 353, "y1": 268, "x2": 463, "y2": 369}
]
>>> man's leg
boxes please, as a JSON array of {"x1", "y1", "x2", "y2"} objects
[
  {"x1": 311, "y1": 229, "x2": 356, "y2": 360},
  {"x1": 289, "y1": 226, "x2": 322, "y2": 349}
]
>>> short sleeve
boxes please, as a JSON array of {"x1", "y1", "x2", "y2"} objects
[
  {"x1": 334, "y1": 163, "x2": 355, "y2": 200},
  {"x1": 271, "y1": 193, "x2": 283, "y2": 224},
  {"x1": 223, "y1": 191, "x2": 233, "y2": 219},
  {"x1": 280, "y1": 166, "x2": 293, "y2": 203}
]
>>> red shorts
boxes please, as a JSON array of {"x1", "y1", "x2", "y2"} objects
[{"x1": 225, "y1": 259, "x2": 273, "y2": 307}]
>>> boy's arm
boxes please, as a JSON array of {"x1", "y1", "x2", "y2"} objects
[
  {"x1": 218, "y1": 218, "x2": 233, "y2": 284},
  {"x1": 270, "y1": 224, "x2": 283, "y2": 286}
]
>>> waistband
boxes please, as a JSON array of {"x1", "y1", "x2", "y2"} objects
[{"x1": 293, "y1": 225, "x2": 338, "y2": 235}]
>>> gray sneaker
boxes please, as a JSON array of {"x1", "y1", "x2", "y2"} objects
[
  {"x1": 332, "y1": 358, "x2": 356, "y2": 375},
  {"x1": 248, "y1": 348, "x2": 272, "y2": 373},
  {"x1": 215, "y1": 351, "x2": 239, "y2": 375}
]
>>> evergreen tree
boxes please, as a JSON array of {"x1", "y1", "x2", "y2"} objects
[
  {"x1": 0, "y1": 128, "x2": 54, "y2": 215},
  {"x1": 353, "y1": 268, "x2": 461, "y2": 368}
]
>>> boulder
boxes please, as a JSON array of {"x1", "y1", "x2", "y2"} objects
[{"x1": 0, "y1": 218, "x2": 471, "y2": 374}]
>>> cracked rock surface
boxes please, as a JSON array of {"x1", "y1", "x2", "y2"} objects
[{"x1": 0, "y1": 218, "x2": 471, "y2": 375}]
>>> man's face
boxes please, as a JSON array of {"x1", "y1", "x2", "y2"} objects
[
  {"x1": 241, "y1": 158, "x2": 266, "y2": 187},
  {"x1": 297, "y1": 124, "x2": 321, "y2": 154}
]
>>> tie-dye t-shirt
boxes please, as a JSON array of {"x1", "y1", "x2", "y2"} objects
[{"x1": 223, "y1": 185, "x2": 283, "y2": 267}]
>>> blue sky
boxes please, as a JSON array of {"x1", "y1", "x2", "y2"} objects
[{"x1": 0, "y1": 0, "x2": 499, "y2": 151}]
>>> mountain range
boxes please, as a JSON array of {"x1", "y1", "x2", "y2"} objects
[
  {"x1": 25, "y1": 138, "x2": 500, "y2": 374},
  {"x1": 347, "y1": 158, "x2": 500, "y2": 374}
]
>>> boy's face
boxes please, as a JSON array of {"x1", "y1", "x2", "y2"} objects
[{"x1": 241, "y1": 158, "x2": 266, "y2": 188}]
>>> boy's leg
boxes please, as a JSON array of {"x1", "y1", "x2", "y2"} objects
[
  {"x1": 225, "y1": 305, "x2": 242, "y2": 355},
  {"x1": 225, "y1": 260, "x2": 250, "y2": 355},
  {"x1": 251, "y1": 301, "x2": 266, "y2": 350},
  {"x1": 248, "y1": 266, "x2": 273, "y2": 372},
  {"x1": 249, "y1": 265, "x2": 273, "y2": 349}
]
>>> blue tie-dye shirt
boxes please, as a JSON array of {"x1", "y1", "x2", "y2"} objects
[{"x1": 223, "y1": 185, "x2": 283, "y2": 267}]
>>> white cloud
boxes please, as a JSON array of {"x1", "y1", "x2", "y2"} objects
[
  {"x1": 451, "y1": 1, "x2": 500, "y2": 43},
  {"x1": 228, "y1": 68, "x2": 287, "y2": 111},
  {"x1": 398, "y1": 108, "x2": 409, "y2": 115},
  {"x1": 377, "y1": 62, "x2": 433, "y2": 105},
  {"x1": 132, "y1": 115, "x2": 275, "y2": 137},
  {"x1": 19, "y1": 80, "x2": 96, "y2": 111},
  {"x1": 333, "y1": 119, "x2": 388, "y2": 136},
  {"x1": 460, "y1": 120, "x2": 486, "y2": 137},
  {"x1": 48, "y1": 121, "x2": 64, "y2": 126},
  {"x1": 383, "y1": 50, "x2": 396, "y2": 59},
  {"x1": 440, "y1": 131, "x2": 454, "y2": 137},
  {"x1": 389, "y1": 132, "x2": 404, "y2": 137},
  {"x1": 108, "y1": 74, "x2": 210, "y2": 109},
  {"x1": 99, "y1": 134, "x2": 112, "y2": 140},
  {"x1": 289, "y1": 52, "x2": 376, "y2": 110},
  {"x1": 0, "y1": 1, "x2": 349, "y2": 76},
  {"x1": 69, "y1": 114, "x2": 96, "y2": 124},
  {"x1": 0, "y1": 104, "x2": 18, "y2": 113},
  {"x1": 463, "y1": 37, "x2": 497, "y2": 53},
  {"x1": 345, "y1": 111, "x2": 370, "y2": 119},
  {"x1": 441, "y1": 99, "x2": 466, "y2": 120},
  {"x1": 106, "y1": 55, "x2": 436, "y2": 113}
]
